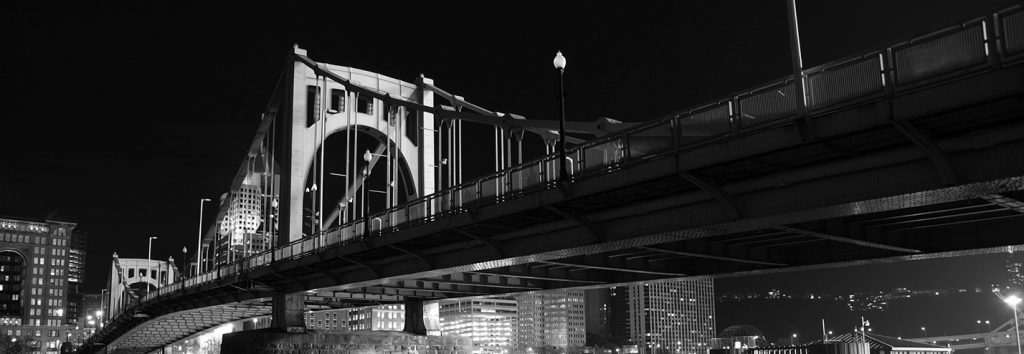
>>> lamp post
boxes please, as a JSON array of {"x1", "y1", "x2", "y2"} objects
[
  {"x1": 196, "y1": 198, "x2": 211, "y2": 276},
  {"x1": 147, "y1": 236, "x2": 157, "y2": 289},
  {"x1": 180, "y1": 246, "x2": 188, "y2": 280},
  {"x1": 553, "y1": 51, "x2": 568, "y2": 182},
  {"x1": 1005, "y1": 295, "x2": 1022, "y2": 354}
]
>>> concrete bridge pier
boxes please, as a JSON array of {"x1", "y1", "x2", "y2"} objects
[
  {"x1": 403, "y1": 297, "x2": 426, "y2": 335},
  {"x1": 270, "y1": 292, "x2": 306, "y2": 332}
]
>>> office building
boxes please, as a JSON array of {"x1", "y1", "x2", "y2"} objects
[
  {"x1": 0, "y1": 216, "x2": 76, "y2": 353},
  {"x1": 610, "y1": 279, "x2": 716, "y2": 354},
  {"x1": 586, "y1": 288, "x2": 612, "y2": 343},
  {"x1": 1007, "y1": 253, "x2": 1024, "y2": 292},
  {"x1": 439, "y1": 298, "x2": 517, "y2": 353},
  {"x1": 516, "y1": 289, "x2": 586, "y2": 353},
  {"x1": 304, "y1": 308, "x2": 350, "y2": 331},
  {"x1": 66, "y1": 229, "x2": 87, "y2": 326}
]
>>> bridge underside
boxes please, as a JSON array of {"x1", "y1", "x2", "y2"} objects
[{"x1": 258, "y1": 65, "x2": 1024, "y2": 297}]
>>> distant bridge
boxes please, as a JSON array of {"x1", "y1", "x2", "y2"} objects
[
  {"x1": 84, "y1": 4, "x2": 1024, "y2": 353},
  {"x1": 909, "y1": 316, "x2": 1022, "y2": 353}
]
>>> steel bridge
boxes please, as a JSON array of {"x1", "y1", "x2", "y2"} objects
[
  {"x1": 84, "y1": 4, "x2": 1024, "y2": 353},
  {"x1": 908, "y1": 316, "x2": 1022, "y2": 353}
]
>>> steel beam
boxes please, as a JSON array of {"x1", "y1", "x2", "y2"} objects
[
  {"x1": 980, "y1": 194, "x2": 1024, "y2": 213},
  {"x1": 773, "y1": 225, "x2": 920, "y2": 253},
  {"x1": 537, "y1": 260, "x2": 687, "y2": 277},
  {"x1": 638, "y1": 246, "x2": 787, "y2": 266}
]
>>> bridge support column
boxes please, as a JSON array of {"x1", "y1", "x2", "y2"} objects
[
  {"x1": 270, "y1": 293, "x2": 305, "y2": 332},
  {"x1": 403, "y1": 298, "x2": 426, "y2": 335}
]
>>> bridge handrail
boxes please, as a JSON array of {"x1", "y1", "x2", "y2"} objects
[{"x1": 90, "y1": 5, "x2": 1023, "y2": 347}]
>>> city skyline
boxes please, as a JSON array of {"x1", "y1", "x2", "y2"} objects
[{"x1": 4, "y1": 1, "x2": 1024, "y2": 353}]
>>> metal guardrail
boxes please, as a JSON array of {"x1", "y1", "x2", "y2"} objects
[{"x1": 90, "y1": 4, "x2": 1024, "y2": 346}]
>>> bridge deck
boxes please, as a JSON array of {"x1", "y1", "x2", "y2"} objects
[{"x1": 86, "y1": 5, "x2": 1024, "y2": 353}]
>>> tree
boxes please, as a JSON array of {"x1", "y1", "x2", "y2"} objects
[{"x1": 0, "y1": 334, "x2": 35, "y2": 354}]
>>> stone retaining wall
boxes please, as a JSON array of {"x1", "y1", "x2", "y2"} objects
[{"x1": 220, "y1": 329, "x2": 472, "y2": 354}]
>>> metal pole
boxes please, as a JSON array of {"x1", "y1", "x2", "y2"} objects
[
  {"x1": 557, "y1": 67, "x2": 567, "y2": 181},
  {"x1": 786, "y1": 0, "x2": 809, "y2": 112},
  {"x1": 1014, "y1": 305, "x2": 1022, "y2": 354},
  {"x1": 318, "y1": 77, "x2": 326, "y2": 236},
  {"x1": 196, "y1": 198, "x2": 209, "y2": 275},
  {"x1": 148, "y1": 236, "x2": 157, "y2": 287}
]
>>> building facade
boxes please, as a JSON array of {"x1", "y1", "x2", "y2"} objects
[
  {"x1": 1007, "y1": 253, "x2": 1024, "y2": 292},
  {"x1": 66, "y1": 229, "x2": 87, "y2": 326},
  {"x1": 0, "y1": 216, "x2": 76, "y2": 353},
  {"x1": 515, "y1": 289, "x2": 586, "y2": 353},
  {"x1": 301, "y1": 304, "x2": 406, "y2": 332},
  {"x1": 439, "y1": 298, "x2": 517, "y2": 354},
  {"x1": 304, "y1": 308, "x2": 349, "y2": 331},
  {"x1": 610, "y1": 279, "x2": 716, "y2": 354}
]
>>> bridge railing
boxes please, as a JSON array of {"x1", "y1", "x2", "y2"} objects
[{"x1": 110, "y1": 3, "x2": 1024, "y2": 323}]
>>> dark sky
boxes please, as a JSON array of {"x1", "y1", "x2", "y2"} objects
[{"x1": 0, "y1": 1, "x2": 1013, "y2": 293}]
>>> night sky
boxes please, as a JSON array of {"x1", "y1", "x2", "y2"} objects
[{"x1": 1, "y1": 0, "x2": 1014, "y2": 300}]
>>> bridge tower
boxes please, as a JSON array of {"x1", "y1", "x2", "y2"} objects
[{"x1": 272, "y1": 46, "x2": 439, "y2": 332}]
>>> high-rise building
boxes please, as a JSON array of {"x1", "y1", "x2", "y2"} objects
[
  {"x1": 0, "y1": 216, "x2": 76, "y2": 352},
  {"x1": 516, "y1": 290, "x2": 586, "y2": 353},
  {"x1": 439, "y1": 298, "x2": 517, "y2": 353},
  {"x1": 610, "y1": 279, "x2": 716, "y2": 354},
  {"x1": 215, "y1": 175, "x2": 274, "y2": 265},
  {"x1": 585, "y1": 288, "x2": 612, "y2": 343},
  {"x1": 1006, "y1": 253, "x2": 1024, "y2": 291},
  {"x1": 66, "y1": 229, "x2": 87, "y2": 326}
]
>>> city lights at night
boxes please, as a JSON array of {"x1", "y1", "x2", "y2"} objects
[{"x1": 3, "y1": 1, "x2": 1024, "y2": 353}]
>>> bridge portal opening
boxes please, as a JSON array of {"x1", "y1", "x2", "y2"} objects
[{"x1": 302, "y1": 128, "x2": 417, "y2": 236}]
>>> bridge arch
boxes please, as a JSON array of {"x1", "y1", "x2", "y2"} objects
[{"x1": 301, "y1": 123, "x2": 420, "y2": 232}]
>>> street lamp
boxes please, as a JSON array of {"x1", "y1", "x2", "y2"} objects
[
  {"x1": 1005, "y1": 295, "x2": 1022, "y2": 354},
  {"x1": 553, "y1": 51, "x2": 568, "y2": 182},
  {"x1": 196, "y1": 198, "x2": 211, "y2": 276},
  {"x1": 147, "y1": 236, "x2": 158, "y2": 264},
  {"x1": 921, "y1": 326, "x2": 927, "y2": 337},
  {"x1": 148, "y1": 236, "x2": 158, "y2": 288}
]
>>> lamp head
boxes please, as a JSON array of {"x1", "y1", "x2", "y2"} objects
[
  {"x1": 1005, "y1": 294, "x2": 1023, "y2": 306},
  {"x1": 553, "y1": 51, "x2": 566, "y2": 70},
  {"x1": 363, "y1": 149, "x2": 372, "y2": 162}
]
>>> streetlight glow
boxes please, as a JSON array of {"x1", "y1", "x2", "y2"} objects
[
  {"x1": 553, "y1": 51, "x2": 566, "y2": 69},
  {"x1": 1004, "y1": 294, "x2": 1023, "y2": 354}
]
